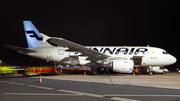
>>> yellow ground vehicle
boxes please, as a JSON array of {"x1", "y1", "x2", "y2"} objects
[{"x1": 0, "y1": 66, "x2": 17, "y2": 74}]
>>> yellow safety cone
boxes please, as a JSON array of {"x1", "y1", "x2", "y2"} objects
[{"x1": 39, "y1": 75, "x2": 42, "y2": 83}]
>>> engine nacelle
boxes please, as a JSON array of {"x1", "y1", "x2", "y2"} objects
[{"x1": 103, "y1": 60, "x2": 134, "y2": 73}]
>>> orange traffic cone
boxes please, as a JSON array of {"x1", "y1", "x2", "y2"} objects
[
  {"x1": 15, "y1": 72, "x2": 17, "y2": 75},
  {"x1": 39, "y1": 75, "x2": 42, "y2": 83},
  {"x1": 133, "y1": 72, "x2": 135, "y2": 77},
  {"x1": 84, "y1": 72, "x2": 86, "y2": 76}
]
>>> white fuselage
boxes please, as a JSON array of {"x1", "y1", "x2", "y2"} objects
[{"x1": 24, "y1": 46, "x2": 176, "y2": 67}]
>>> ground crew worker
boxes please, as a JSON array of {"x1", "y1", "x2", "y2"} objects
[{"x1": 135, "y1": 67, "x2": 139, "y2": 76}]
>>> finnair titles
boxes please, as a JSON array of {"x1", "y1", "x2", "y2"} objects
[{"x1": 74, "y1": 47, "x2": 148, "y2": 55}]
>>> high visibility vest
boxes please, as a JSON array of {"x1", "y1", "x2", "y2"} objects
[{"x1": 135, "y1": 68, "x2": 139, "y2": 73}]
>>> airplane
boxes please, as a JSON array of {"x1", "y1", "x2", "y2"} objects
[{"x1": 5, "y1": 21, "x2": 177, "y2": 74}]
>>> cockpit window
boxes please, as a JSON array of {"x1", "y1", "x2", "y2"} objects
[{"x1": 163, "y1": 51, "x2": 168, "y2": 54}]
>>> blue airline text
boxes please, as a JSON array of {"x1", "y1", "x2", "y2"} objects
[{"x1": 88, "y1": 47, "x2": 148, "y2": 55}]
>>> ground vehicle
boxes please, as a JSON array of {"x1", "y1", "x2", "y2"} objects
[
  {"x1": 0, "y1": 66, "x2": 17, "y2": 74},
  {"x1": 24, "y1": 66, "x2": 57, "y2": 75},
  {"x1": 178, "y1": 70, "x2": 180, "y2": 73},
  {"x1": 151, "y1": 66, "x2": 169, "y2": 74}
]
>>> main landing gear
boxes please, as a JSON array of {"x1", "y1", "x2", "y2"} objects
[{"x1": 91, "y1": 67, "x2": 99, "y2": 75}]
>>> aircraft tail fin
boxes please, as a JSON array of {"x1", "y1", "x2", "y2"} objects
[{"x1": 23, "y1": 21, "x2": 51, "y2": 48}]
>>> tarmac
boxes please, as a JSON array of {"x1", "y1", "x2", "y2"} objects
[
  {"x1": 30, "y1": 72, "x2": 180, "y2": 90},
  {"x1": 1, "y1": 72, "x2": 180, "y2": 101}
]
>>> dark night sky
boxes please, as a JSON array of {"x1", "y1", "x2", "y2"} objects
[{"x1": 0, "y1": 1, "x2": 179, "y2": 69}]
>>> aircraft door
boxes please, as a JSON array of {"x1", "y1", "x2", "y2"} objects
[
  {"x1": 151, "y1": 48, "x2": 157, "y2": 59},
  {"x1": 47, "y1": 48, "x2": 52, "y2": 58}
]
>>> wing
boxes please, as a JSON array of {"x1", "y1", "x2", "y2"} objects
[
  {"x1": 4, "y1": 45, "x2": 36, "y2": 53},
  {"x1": 40, "y1": 33, "x2": 110, "y2": 62}
]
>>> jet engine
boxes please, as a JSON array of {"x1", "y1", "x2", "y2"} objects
[{"x1": 103, "y1": 60, "x2": 134, "y2": 73}]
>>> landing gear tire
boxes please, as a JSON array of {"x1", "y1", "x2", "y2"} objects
[
  {"x1": 162, "y1": 71, "x2": 166, "y2": 74},
  {"x1": 92, "y1": 70, "x2": 99, "y2": 75},
  {"x1": 150, "y1": 72, "x2": 153, "y2": 75}
]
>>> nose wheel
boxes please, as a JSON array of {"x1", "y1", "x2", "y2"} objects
[
  {"x1": 150, "y1": 71, "x2": 153, "y2": 75},
  {"x1": 149, "y1": 66, "x2": 153, "y2": 76}
]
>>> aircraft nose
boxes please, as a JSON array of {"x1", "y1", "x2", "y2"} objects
[{"x1": 170, "y1": 55, "x2": 177, "y2": 64}]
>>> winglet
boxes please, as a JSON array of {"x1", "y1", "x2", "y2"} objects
[{"x1": 39, "y1": 33, "x2": 51, "y2": 43}]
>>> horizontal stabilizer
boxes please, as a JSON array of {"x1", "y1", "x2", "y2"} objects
[{"x1": 4, "y1": 45, "x2": 36, "y2": 53}]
